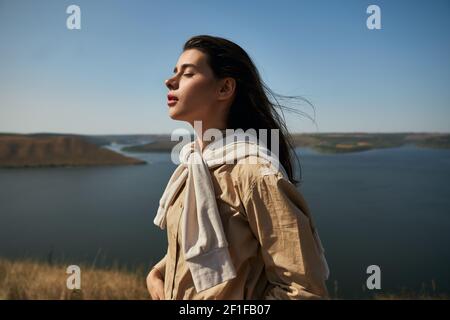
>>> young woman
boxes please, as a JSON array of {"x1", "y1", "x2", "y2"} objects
[{"x1": 146, "y1": 35, "x2": 330, "y2": 300}]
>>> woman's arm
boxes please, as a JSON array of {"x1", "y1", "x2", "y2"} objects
[
  {"x1": 152, "y1": 253, "x2": 167, "y2": 277},
  {"x1": 242, "y1": 170, "x2": 329, "y2": 300},
  {"x1": 146, "y1": 253, "x2": 167, "y2": 300}
]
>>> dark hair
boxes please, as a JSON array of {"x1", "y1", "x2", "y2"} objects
[{"x1": 183, "y1": 35, "x2": 316, "y2": 186}]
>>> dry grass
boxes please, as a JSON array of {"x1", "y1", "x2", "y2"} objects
[
  {"x1": 373, "y1": 292, "x2": 449, "y2": 300},
  {"x1": 0, "y1": 258, "x2": 150, "y2": 300},
  {"x1": 1, "y1": 258, "x2": 448, "y2": 300}
]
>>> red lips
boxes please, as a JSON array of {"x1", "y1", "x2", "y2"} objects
[
  {"x1": 167, "y1": 93, "x2": 179, "y2": 107},
  {"x1": 167, "y1": 93, "x2": 178, "y2": 101}
]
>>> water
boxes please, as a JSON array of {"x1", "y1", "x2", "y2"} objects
[{"x1": 1, "y1": 144, "x2": 449, "y2": 298}]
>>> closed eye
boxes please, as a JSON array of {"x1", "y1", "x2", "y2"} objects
[{"x1": 183, "y1": 73, "x2": 194, "y2": 77}]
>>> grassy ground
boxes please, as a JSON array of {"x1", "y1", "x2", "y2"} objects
[
  {"x1": 0, "y1": 258, "x2": 150, "y2": 300},
  {"x1": 0, "y1": 258, "x2": 448, "y2": 300},
  {"x1": 373, "y1": 292, "x2": 449, "y2": 300}
]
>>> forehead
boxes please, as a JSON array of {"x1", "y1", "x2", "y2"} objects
[{"x1": 175, "y1": 49, "x2": 208, "y2": 69}]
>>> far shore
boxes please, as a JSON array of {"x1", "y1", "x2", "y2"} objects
[
  {"x1": 0, "y1": 134, "x2": 146, "y2": 168},
  {"x1": 1, "y1": 132, "x2": 449, "y2": 169},
  {"x1": 121, "y1": 132, "x2": 450, "y2": 154}
]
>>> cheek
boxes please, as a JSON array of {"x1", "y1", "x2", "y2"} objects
[{"x1": 182, "y1": 78, "x2": 215, "y2": 106}]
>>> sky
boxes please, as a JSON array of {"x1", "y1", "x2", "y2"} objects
[{"x1": 0, "y1": 0, "x2": 449, "y2": 134}]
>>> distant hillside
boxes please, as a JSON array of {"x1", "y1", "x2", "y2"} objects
[
  {"x1": 121, "y1": 134, "x2": 193, "y2": 153},
  {"x1": 291, "y1": 133, "x2": 450, "y2": 153},
  {"x1": 2, "y1": 132, "x2": 448, "y2": 158},
  {"x1": 121, "y1": 132, "x2": 450, "y2": 154},
  {"x1": 0, "y1": 134, "x2": 146, "y2": 168},
  {"x1": 89, "y1": 134, "x2": 156, "y2": 146},
  {"x1": 0, "y1": 132, "x2": 113, "y2": 147},
  {"x1": 0, "y1": 133, "x2": 157, "y2": 147}
]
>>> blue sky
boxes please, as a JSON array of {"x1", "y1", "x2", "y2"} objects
[{"x1": 0, "y1": 0, "x2": 449, "y2": 134}]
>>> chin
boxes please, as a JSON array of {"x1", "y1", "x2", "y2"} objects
[{"x1": 168, "y1": 109, "x2": 185, "y2": 121}]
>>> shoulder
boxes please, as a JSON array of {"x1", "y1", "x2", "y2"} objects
[
  {"x1": 234, "y1": 159, "x2": 311, "y2": 224},
  {"x1": 212, "y1": 155, "x2": 289, "y2": 202}
]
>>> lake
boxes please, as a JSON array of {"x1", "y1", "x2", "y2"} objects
[{"x1": 1, "y1": 144, "x2": 449, "y2": 298}]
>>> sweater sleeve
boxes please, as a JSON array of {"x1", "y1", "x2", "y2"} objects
[{"x1": 242, "y1": 170, "x2": 329, "y2": 300}]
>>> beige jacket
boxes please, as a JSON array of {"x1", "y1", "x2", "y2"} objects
[{"x1": 152, "y1": 154, "x2": 329, "y2": 300}]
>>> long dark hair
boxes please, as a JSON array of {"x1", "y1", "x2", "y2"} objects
[{"x1": 183, "y1": 35, "x2": 316, "y2": 186}]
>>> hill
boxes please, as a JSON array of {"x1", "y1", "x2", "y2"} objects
[
  {"x1": 0, "y1": 134, "x2": 146, "y2": 168},
  {"x1": 121, "y1": 132, "x2": 450, "y2": 154}
]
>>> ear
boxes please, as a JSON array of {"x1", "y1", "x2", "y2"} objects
[{"x1": 217, "y1": 77, "x2": 236, "y2": 101}]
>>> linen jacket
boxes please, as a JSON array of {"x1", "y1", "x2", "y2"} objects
[{"x1": 152, "y1": 154, "x2": 329, "y2": 300}]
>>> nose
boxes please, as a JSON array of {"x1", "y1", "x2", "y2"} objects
[{"x1": 165, "y1": 76, "x2": 177, "y2": 90}]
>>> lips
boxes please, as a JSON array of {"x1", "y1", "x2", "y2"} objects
[
  {"x1": 167, "y1": 93, "x2": 179, "y2": 107},
  {"x1": 167, "y1": 93, "x2": 178, "y2": 101}
]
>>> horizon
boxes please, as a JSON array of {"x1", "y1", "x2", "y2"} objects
[{"x1": 2, "y1": 130, "x2": 450, "y2": 136}]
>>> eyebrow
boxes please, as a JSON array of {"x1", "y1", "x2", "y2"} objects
[{"x1": 173, "y1": 63, "x2": 198, "y2": 73}]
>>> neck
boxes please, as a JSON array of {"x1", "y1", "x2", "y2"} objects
[{"x1": 193, "y1": 125, "x2": 228, "y2": 152}]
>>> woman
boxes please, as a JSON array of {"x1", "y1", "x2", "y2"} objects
[{"x1": 146, "y1": 35, "x2": 329, "y2": 300}]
